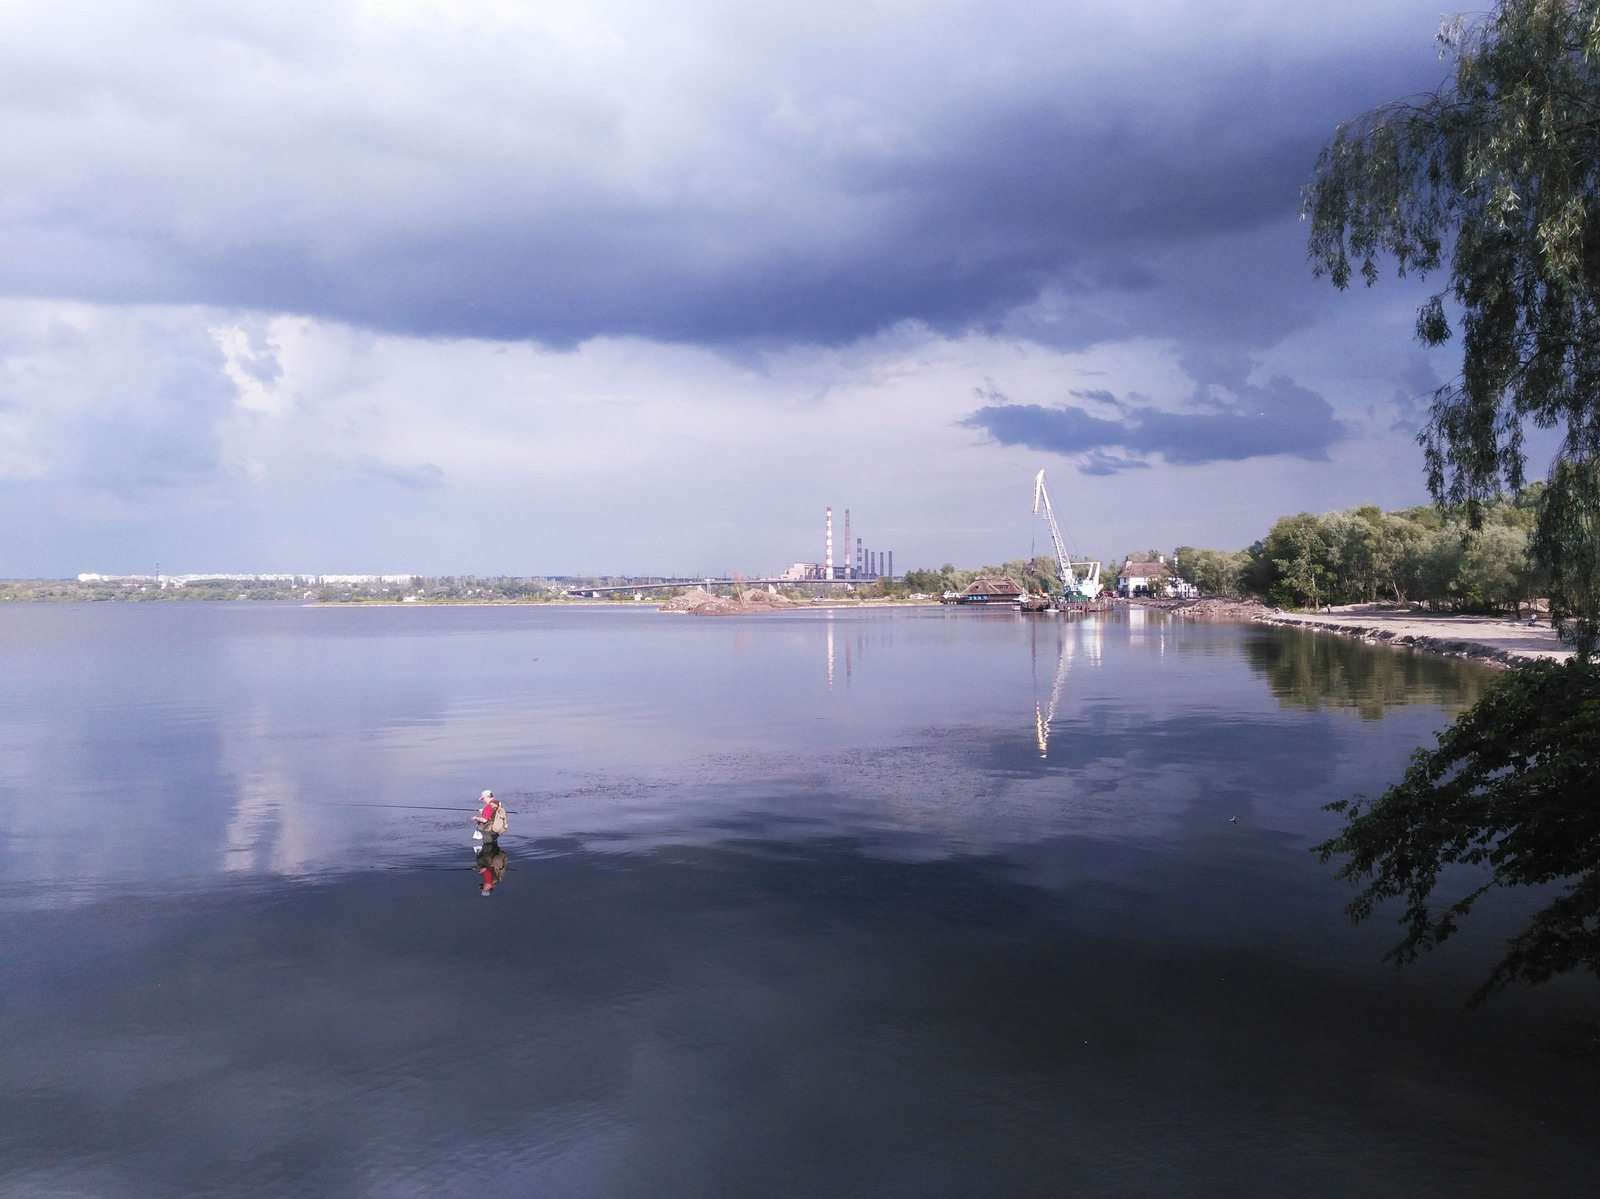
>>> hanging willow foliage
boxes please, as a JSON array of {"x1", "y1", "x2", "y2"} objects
[{"x1": 1304, "y1": 0, "x2": 1600, "y2": 655}]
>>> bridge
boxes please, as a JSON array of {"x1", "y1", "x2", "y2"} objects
[{"x1": 568, "y1": 577, "x2": 886, "y2": 597}]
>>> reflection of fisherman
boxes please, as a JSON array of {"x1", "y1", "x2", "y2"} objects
[
  {"x1": 476, "y1": 841, "x2": 507, "y2": 896},
  {"x1": 473, "y1": 790, "x2": 507, "y2": 843}
]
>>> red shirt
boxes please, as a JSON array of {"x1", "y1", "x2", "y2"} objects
[{"x1": 479, "y1": 799, "x2": 495, "y2": 822}]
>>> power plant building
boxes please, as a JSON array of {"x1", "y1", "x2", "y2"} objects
[{"x1": 785, "y1": 508, "x2": 894, "y2": 581}]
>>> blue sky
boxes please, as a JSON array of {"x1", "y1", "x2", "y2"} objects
[{"x1": 0, "y1": 0, "x2": 1470, "y2": 576}]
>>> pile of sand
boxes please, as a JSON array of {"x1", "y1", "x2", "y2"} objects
[
  {"x1": 1168, "y1": 597, "x2": 1276, "y2": 621},
  {"x1": 739, "y1": 588, "x2": 794, "y2": 608},
  {"x1": 657, "y1": 588, "x2": 717, "y2": 613},
  {"x1": 657, "y1": 587, "x2": 796, "y2": 616}
]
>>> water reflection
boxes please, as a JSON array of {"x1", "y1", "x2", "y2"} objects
[
  {"x1": 1244, "y1": 625, "x2": 1488, "y2": 718},
  {"x1": 3, "y1": 840, "x2": 1594, "y2": 1199},
  {"x1": 1030, "y1": 615, "x2": 1104, "y2": 758},
  {"x1": 0, "y1": 604, "x2": 1591, "y2": 1196},
  {"x1": 475, "y1": 841, "x2": 507, "y2": 895},
  {"x1": 0, "y1": 604, "x2": 1490, "y2": 899},
  {"x1": 1032, "y1": 622, "x2": 1070, "y2": 758}
]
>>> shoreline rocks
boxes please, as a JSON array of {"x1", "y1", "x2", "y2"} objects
[{"x1": 1154, "y1": 597, "x2": 1568, "y2": 668}]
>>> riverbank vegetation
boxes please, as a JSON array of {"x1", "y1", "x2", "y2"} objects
[
  {"x1": 1174, "y1": 490, "x2": 1544, "y2": 613},
  {"x1": 902, "y1": 556, "x2": 1076, "y2": 597}
]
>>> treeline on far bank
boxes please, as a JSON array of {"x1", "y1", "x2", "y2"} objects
[
  {"x1": 900, "y1": 490, "x2": 1547, "y2": 613},
  {"x1": 901, "y1": 558, "x2": 1066, "y2": 598},
  {"x1": 1176, "y1": 489, "x2": 1545, "y2": 612}
]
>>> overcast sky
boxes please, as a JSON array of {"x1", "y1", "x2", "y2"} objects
[{"x1": 0, "y1": 0, "x2": 1471, "y2": 577}]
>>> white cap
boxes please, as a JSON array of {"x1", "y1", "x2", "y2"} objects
[{"x1": 480, "y1": 790, "x2": 493, "y2": 798}]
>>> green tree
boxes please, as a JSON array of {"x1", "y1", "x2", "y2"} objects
[
  {"x1": 1333, "y1": 507, "x2": 1383, "y2": 602},
  {"x1": 1531, "y1": 456, "x2": 1600, "y2": 652},
  {"x1": 1457, "y1": 522, "x2": 1534, "y2": 611},
  {"x1": 1305, "y1": 0, "x2": 1600, "y2": 994},
  {"x1": 1175, "y1": 546, "x2": 1251, "y2": 596},
  {"x1": 1412, "y1": 527, "x2": 1465, "y2": 609},
  {"x1": 1381, "y1": 512, "x2": 1431, "y2": 603},
  {"x1": 992, "y1": 555, "x2": 1061, "y2": 595},
  {"x1": 1257, "y1": 513, "x2": 1332, "y2": 608}
]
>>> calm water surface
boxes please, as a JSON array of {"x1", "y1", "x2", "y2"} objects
[{"x1": 0, "y1": 603, "x2": 1594, "y2": 1197}]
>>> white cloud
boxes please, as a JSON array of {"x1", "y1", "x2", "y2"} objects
[
  {"x1": 0, "y1": 301, "x2": 233, "y2": 487},
  {"x1": 0, "y1": 298, "x2": 1439, "y2": 577}
]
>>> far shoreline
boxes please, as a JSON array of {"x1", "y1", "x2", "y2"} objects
[{"x1": 7, "y1": 590, "x2": 1572, "y2": 666}]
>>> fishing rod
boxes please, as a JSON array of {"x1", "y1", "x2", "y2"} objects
[{"x1": 333, "y1": 802, "x2": 521, "y2": 812}]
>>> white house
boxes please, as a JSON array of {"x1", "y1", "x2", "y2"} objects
[{"x1": 1116, "y1": 560, "x2": 1166, "y2": 597}]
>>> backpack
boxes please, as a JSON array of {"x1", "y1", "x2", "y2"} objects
[{"x1": 488, "y1": 800, "x2": 507, "y2": 835}]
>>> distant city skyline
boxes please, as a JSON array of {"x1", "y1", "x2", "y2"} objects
[{"x1": 0, "y1": 2, "x2": 1483, "y2": 577}]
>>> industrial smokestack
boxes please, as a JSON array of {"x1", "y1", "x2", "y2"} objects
[
  {"x1": 825, "y1": 507, "x2": 833, "y2": 579},
  {"x1": 843, "y1": 510, "x2": 851, "y2": 579},
  {"x1": 888, "y1": 551, "x2": 893, "y2": 579}
]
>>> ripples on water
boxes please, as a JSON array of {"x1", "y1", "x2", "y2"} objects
[{"x1": 0, "y1": 603, "x2": 1593, "y2": 1197}]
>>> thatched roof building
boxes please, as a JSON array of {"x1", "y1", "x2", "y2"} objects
[{"x1": 956, "y1": 575, "x2": 1024, "y2": 604}]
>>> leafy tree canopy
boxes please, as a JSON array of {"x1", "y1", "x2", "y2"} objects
[
  {"x1": 1180, "y1": 492, "x2": 1543, "y2": 611},
  {"x1": 1303, "y1": 0, "x2": 1600, "y2": 654}
]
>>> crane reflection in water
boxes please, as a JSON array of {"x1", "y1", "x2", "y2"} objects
[{"x1": 1031, "y1": 614, "x2": 1101, "y2": 758}]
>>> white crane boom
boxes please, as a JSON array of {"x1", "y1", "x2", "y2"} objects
[
  {"x1": 1033, "y1": 470, "x2": 1077, "y2": 595},
  {"x1": 1032, "y1": 470, "x2": 1103, "y2": 601}
]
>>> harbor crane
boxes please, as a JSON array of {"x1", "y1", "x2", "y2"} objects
[{"x1": 1032, "y1": 470, "x2": 1102, "y2": 602}]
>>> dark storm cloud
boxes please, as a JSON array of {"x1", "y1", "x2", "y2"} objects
[
  {"x1": 962, "y1": 369, "x2": 1348, "y2": 471},
  {"x1": 0, "y1": 0, "x2": 1451, "y2": 348},
  {"x1": 1078, "y1": 450, "x2": 1151, "y2": 477}
]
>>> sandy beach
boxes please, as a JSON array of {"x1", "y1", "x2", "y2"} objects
[{"x1": 1257, "y1": 603, "x2": 1571, "y2": 667}]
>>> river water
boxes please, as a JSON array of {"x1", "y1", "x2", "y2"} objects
[{"x1": 0, "y1": 602, "x2": 1593, "y2": 1197}]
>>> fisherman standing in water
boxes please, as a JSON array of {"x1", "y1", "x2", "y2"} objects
[
  {"x1": 472, "y1": 790, "x2": 508, "y2": 895},
  {"x1": 473, "y1": 789, "x2": 507, "y2": 843}
]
